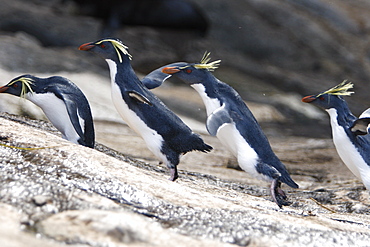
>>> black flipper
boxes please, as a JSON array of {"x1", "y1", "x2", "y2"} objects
[
  {"x1": 206, "y1": 106, "x2": 233, "y2": 136},
  {"x1": 351, "y1": 117, "x2": 370, "y2": 135},
  {"x1": 128, "y1": 90, "x2": 153, "y2": 106},
  {"x1": 47, "y1": 87, "x2": 85, "y2": 143},
  {"x1": 63, "y1": 98, "x2": 85, "y2": 141}
]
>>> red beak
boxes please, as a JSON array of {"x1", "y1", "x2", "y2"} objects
[
  {"x1": 301, "y1": 95, "x2": 317, "y2": 103},
  {"x1": 78, "y1": 42, "x2": 96, "y2": 51},
  {"x1": 0, "y1": 86, "x2": 9, "y2": 93},
  {"x1": 161, "y1": 67, "x2": 180, "y2": 74}
]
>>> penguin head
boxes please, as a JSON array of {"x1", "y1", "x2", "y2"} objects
[
  {"x1": 0, "y1": 75, "x2": 36, "y2": 98},
  {"x1": 302, "y1": 80, "x2": 354, "y2": 110},
  {"x1": 161, "y1": 52, "x2": 221, "y2": 85},
  {"x1": 79, "y1": 38, "x2": 132, "y2": 63},
  {"x1": 161, "y1": 62, "x2": 201, "y2": 84},
  {"x1": 302, "y1": 93, "x2": 346, "y2": 110}
]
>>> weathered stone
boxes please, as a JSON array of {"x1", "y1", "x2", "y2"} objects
[
  {"x1": 37, "y1": 210, "x2": 236, "y2": 247},
  {"x1": 0, "y1": 112, "x2": 370, "y2": 247},
  {"x1": 0, "y1": 203, "x2": 79, "y2": 247},
  {"x1": 32, "y1": 195, "x2": 51, "y2": 206}
]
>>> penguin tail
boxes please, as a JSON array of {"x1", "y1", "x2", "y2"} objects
[
  {"x1": 186, "y1": 143, "x2": 213, "y2": 154},
  {"x1": 199, "y1": 143, "x2": 213, "y2": 153},
  {"x1": 281, "y1": 175, "x2": 299, "y2": 189},
  {"x1": 177, "y1": 134, "x2": 213, "y2": 154}
]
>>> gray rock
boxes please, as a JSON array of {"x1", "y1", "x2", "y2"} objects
[
  {"x1": 32, "y1": 195, "x2": 51, "y2": 207},
  {"x1": 0, "y1": 112, "x2": 370, "y2": 247},
  {"x1": 0, "y1": 203, "x2": 80, "y2": 247},
  {"x1": 37, "y1": 210, "x2": 235, "y2": 247}
]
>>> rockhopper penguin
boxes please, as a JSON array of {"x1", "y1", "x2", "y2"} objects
[
  {"x1": 302, "y1": 81, "x2": 370, "y2": 190},
  {"x1": 160, "y1": 53, "x2": 299, "y2": 208},
  {"x1": 79, "y1": 38, "x2": 212, "y2": 181},
  {"x1": 0, "y1": 75, "x2": 95, "y2": 148}
]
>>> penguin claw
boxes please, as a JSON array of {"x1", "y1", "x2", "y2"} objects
[
  {"x1": 270, "y1": 179, "x2": 289, "y2": 208},
  {"x1": 277, "y1": 187, "x2": 287, "y2": 200},
  {"x1": 169, "y1": 168, "x2": 179, "y2": 181}
]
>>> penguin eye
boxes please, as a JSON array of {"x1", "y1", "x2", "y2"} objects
[
  {"x1": 100, "y1": 44, "x2": 106, "y2": 48},
  {"x1": 12, "y1": 84, "x2": 18, "y2": 88},
  {"x1": 185, "y1": 69, "x2": 192, "y2": 74},
  {"x1": 319, "y1": 96, "x2": 325, "y2": 101}
]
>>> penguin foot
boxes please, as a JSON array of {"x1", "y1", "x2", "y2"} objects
[
  {"x1": 270, "y1": 179, "x2": 290, "y2": 208},
  {"x1": 277, "y1": 186, "x2": 287, "y2": 200},
  {"x1": 169, "y1": 167, "x2": 178, "y2": 181}
]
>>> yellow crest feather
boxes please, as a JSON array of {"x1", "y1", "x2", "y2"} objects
[
  {"x1": 8, "y1": 77, "x2": 35, "y2": 98},
  {"x1": 96, "y1": 39, "x2": 132, "y2": 63},
  {"x1": 317, "y1": 80, "x2": 354, "y2": 97},
  {"x1": 193, "y1": 52, "x2": 221, "y2": 71}
]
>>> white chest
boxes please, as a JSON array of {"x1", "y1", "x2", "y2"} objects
[
  {"x1": 327, "y1": 108, "x2": 370, "y2": 189},
  {"x1": 191, "y1": 84, "x2": 221, "y2": 116},
  {"x1": 26, "y1": 92, "x2": 81, "y2": 144}
]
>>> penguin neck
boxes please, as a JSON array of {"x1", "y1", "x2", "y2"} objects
[
  {"x1": 326, "y1": 102, "x2": 358, "y2": 152},
  {"x1": 106, "y1": 59, "x2": 118, "y2": 83},
  {"x1": 325, "y1": 101, "x2": 356, "y2": 130},
  {"x1": 105, "y1": 58, "x2": 138, "y2": 87},
  {"x1": 191, "y1": 79, "x2": 222, "y2": 116}
]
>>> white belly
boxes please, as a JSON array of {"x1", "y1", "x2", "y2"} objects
[
  {"x1": 27, "y1": 92, "x2": 81, "y2": 144},
  {"x1": 216, "y1": 123, "x2": 269, "y2": 181},
  {"x1": 327, "y1": 108, "x2": 370, "y2": 189}
]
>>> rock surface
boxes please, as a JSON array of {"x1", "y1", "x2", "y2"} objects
[{"x1": 1, "y1": 112, "x2": 370, "y2": 247}]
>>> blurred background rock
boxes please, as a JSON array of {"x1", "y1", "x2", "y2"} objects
[
  {"x1": 1, "y1": 2, "x2": 370, "y2": 246},
  {"x1": 0, "y1": 0, "x2": 369, "y2": 138}
]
